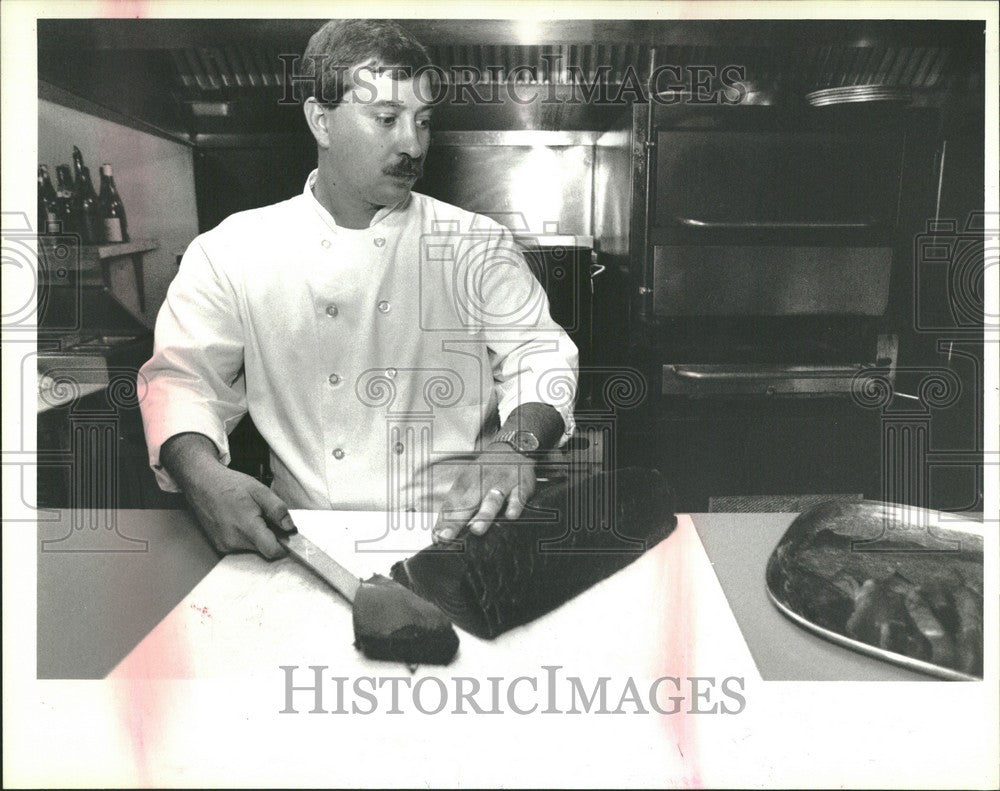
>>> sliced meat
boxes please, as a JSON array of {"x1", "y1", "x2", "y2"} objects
[
  {"x1": 902, "y1": 588, "x2": 956, "y2": 668},
  {"x1": 391, "y1": 467, "x2": 676, "y2": 639}
]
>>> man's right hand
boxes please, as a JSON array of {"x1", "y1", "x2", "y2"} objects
[
  {"x1": 186, "y1": 465, "x2": 296, "y2": 560},
  {"x1": 160, "y1": 432, "x2": 296, "y2": 560}
]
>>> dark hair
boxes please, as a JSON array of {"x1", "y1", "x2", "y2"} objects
[{"x1": 298, "y1": 19, "x2": 433, "y2": 105}]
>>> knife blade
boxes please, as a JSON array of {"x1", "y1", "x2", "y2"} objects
[{"x1": 279, "y1": 531, "x2": 361, "y2": 603}]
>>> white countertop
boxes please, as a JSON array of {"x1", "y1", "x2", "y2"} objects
[
  {"x1": 110, "y1": 511, "x2": 750, "y2": 681},
  {"x1": 19, "y1": 509, "x2": 997, "y2": 787}
]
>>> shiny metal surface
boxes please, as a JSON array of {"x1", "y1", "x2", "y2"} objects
[
  {"x1": 766, "y1": 589, "x2": 978, "y2": 681},
  {"x1": 662, "y1": 365, "x2": 881, "y2": 397},
  {"x1": 672, "y1": 364, "x2": 871, "y2": 380},
  {"x1": 661, "y1": 365, "x2": 869, "y2": 396},
  {"x1": 661, "y1": 334, "x2": 898, "y2": 396},
  {"x1": 806, "y1": 85, "x2": 913, "y2": 106},
  {"x1": 39, "y1": 20, "x2": 978, "y2": 143},
  {"x1": 45, "y1": 18, "x2": 979, "y2": 51},
  {"x1": 280, "y1": 532, "x2": 360, "y2": 603},
  {"x1": 592, "y1": 127, "x2": 633, "y2": 258},
  {"x1": 420, "y1": 144, "x2": 593, "y2": 235},
  {"x1": 514, "y1": 233, "x2": 595, "y2": 249},
  {"x1": 432, "y1": 130, "x2": 602, "y2": 146},
  {"x1": 654, "y1": 130, "x2": 903, "y2": 232},
  {"x1": 766, "y1": 500, "x2": 984, "y2": 681},
  {"x1": 677, "y1": 218, "x2": 875, "y2": 230},
  {"x1": 652, "y1": 245, "x2": 893, "y2": 317}
]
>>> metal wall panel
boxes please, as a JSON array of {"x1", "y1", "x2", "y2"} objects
[{"x1": 420, "y1": 141, "x2": 593, "y2": 236}]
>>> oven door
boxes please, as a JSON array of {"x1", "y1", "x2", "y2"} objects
[
  {"x1": 654, "y1": 129, "x2": 904, "y2": 239},
  {"x1": 651, "y1": 128, "x2": 904, "y2": 319},
  {"x1": 644, "y1": 124, "x2": 906, "y2": 396}
]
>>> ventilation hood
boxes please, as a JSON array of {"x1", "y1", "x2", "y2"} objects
[{"x1": 38, "y1": 19, "x2": 983, "y2": 144}]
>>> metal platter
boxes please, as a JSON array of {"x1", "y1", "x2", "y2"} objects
[
  {"x1": 806, "y1": 85, "x2": 912, "y2": 106},
  {"x1": 765, "y1": 500, "x2": 983, "y2": 681}
]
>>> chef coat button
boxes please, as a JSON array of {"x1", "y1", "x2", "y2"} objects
[
  {"x1": 332, "y1": 448, "x2": 345, "y2": 460},
  {"x1": 374, "y1": 237, "x2": 386, "y2": 248},
  {"x1": 385, "y1": 367, "x2": 397, "y2": 379},
  {"x1": 321, "y1": 239, "x2": 331, "y2": 249},
  {"x1": 326, "y1": 304, "x2": 339, "y2": 317},
  {"x1": 377, "y1": 300, "x2": 391, "y2": 314},
  {"x1": 393, "y1": 441, "x2": 405, "y2": 454},
  {"x1": 328, "y1": 373, "x2": 341, "y2": 386}
]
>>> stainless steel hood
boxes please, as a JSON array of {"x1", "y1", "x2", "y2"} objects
[{"x1": 38, "y1": 19, "x2": 983, "y2": 143}]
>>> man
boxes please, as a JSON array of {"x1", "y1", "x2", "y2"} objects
[{"x1": 138, "y1": 19, "x2": 578, "y2": 560}]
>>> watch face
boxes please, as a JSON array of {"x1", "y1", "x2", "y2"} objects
[{"x1": 512, "y1": 431, "x2": 540, "y2": 452}]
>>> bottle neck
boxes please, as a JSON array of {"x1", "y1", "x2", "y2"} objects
[{"x1": 77, "y1": 169, "x2": 96, "y2": 197}]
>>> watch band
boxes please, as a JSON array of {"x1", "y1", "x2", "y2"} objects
[{"x1": 492, "y1": 429, "x2": 540, "y2": 454}]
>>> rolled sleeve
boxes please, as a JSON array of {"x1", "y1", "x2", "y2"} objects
[
  {"x1": 475, "y1": 227, "x2": 579, "y2": 445},
  {"x1": 137, "y1": 239, "x2": 248, "y2": 491}
]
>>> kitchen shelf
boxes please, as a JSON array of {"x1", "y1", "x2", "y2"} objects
[
  {"x1": 39, "y1": 237, "x2": 157, "y2": 312},
  {"x1": 36, "y1": 353, "x2": 110, "y2": 413},
  {"x1": 38, "y1": 236, "x2": 157, "y2": 267},
  {"x1": 90, "y1": 238, "x2": 158, "y2": 261}
]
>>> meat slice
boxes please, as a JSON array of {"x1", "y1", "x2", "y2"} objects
[
  {"x1": 390, "y1": 467, "x2": 676, "y2": 639},
  {"x1": 352, "y1": 574, "x2": 460, "y2": 665}
]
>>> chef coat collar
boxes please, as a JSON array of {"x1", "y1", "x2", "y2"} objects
[{"x1": 304, "y1": 169, "x2": 410, "y2": 232}]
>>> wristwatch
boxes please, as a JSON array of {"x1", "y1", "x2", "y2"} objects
[{"x1": 491, "y1": 429, "x2": 540, "y2": 454}]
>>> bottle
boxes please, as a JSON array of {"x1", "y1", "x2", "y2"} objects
[
  {"x1": 72, "y1": 145, "x2": 85, "y2": 181},
  {"x1": 38, "y1": 166, "x2": 60, "y2": 234},
  {"x1": 71, "y1": 146, "x2": 100, "y2": 243},
  {"x1": 72, "y1": 165, "x2": 101, "y2": 244},
  {"x1": 55, "y1": 164, "x2": 76, "y2": 234},
  {"x1": 37, "y1": 172, "x2": 47, "y2": 234},
  {"x1": 98, "y1": 164, "x2": 129, "y2": 243}
]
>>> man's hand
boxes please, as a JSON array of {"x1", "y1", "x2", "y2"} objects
[
  {"x1": 186, "y1": 465, "x2": 296, "y2": 559},
  {"x1": 432, "y1": 403, "x2": 566, "y2": 543},
  {"x1": 432, "y1": 443, "x2": 537, "y2": 543},
  {"x1": 161, "y1": 432, "x2": 296, "y2": 560}
]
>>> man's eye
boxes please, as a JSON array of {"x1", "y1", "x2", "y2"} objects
[
  {"x1": 416, "y1": 117, "x2": 433, "y2": 130},
  {"x1": 376, "y1": 115, "x2": 397, "y2": 126}
]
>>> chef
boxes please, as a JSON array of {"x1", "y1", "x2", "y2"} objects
[{"x1": 138, "y1": 19, "x2": 578, "y2": 560}]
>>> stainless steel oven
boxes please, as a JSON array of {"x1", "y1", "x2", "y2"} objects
[
  {"x1": 621, "y1": 102, "x2": 944, "y2": 510},
  {"x1": 633, "y1": 105, "x2": 940, "y2": 397}
]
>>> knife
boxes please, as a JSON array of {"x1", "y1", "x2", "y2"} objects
[
  {"x1": 279, "y1": 530, "x2": 360, "y2": 602},
  {"x1": 276, "y1": 530, "x2": 459, "y2": 665}
]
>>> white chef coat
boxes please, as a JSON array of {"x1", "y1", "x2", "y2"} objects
[{"x1": 138, "y1": 171, "x2": 578, "y2": 512}]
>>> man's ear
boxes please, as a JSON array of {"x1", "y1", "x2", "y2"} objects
[{"x1": 304, "y1": 98, "x2": 332, "y2": 149}]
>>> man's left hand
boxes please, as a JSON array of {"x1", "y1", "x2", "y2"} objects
[{"x1": 433, "y1": 443, "x2": 537, "y2": 543}]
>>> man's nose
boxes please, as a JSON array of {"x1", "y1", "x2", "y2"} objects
[{"x1": 395, "y1": 119, "x2": 426, "y2": 159}]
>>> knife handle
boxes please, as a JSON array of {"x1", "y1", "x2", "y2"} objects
[{"x1": 279, "y1": 532, "x2": 361, "y2": 603}]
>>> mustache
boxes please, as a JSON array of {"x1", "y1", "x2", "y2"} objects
[{"x1": 383, "y1": 157, "x2": 424, "y2": 179}]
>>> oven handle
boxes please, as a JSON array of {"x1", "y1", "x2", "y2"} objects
[
  {"x1": 664, "y1": 336, "x2": 898, "y2": 395},
  {"x1": 669, "y1": 364, "x2": 870, "y2": 381},
  {"x1": 588, "y1": 251, "x2": 605, "y2": 295},
  {"x1": 676, "y1": 217, "x2": 875, "y2": 230}
]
